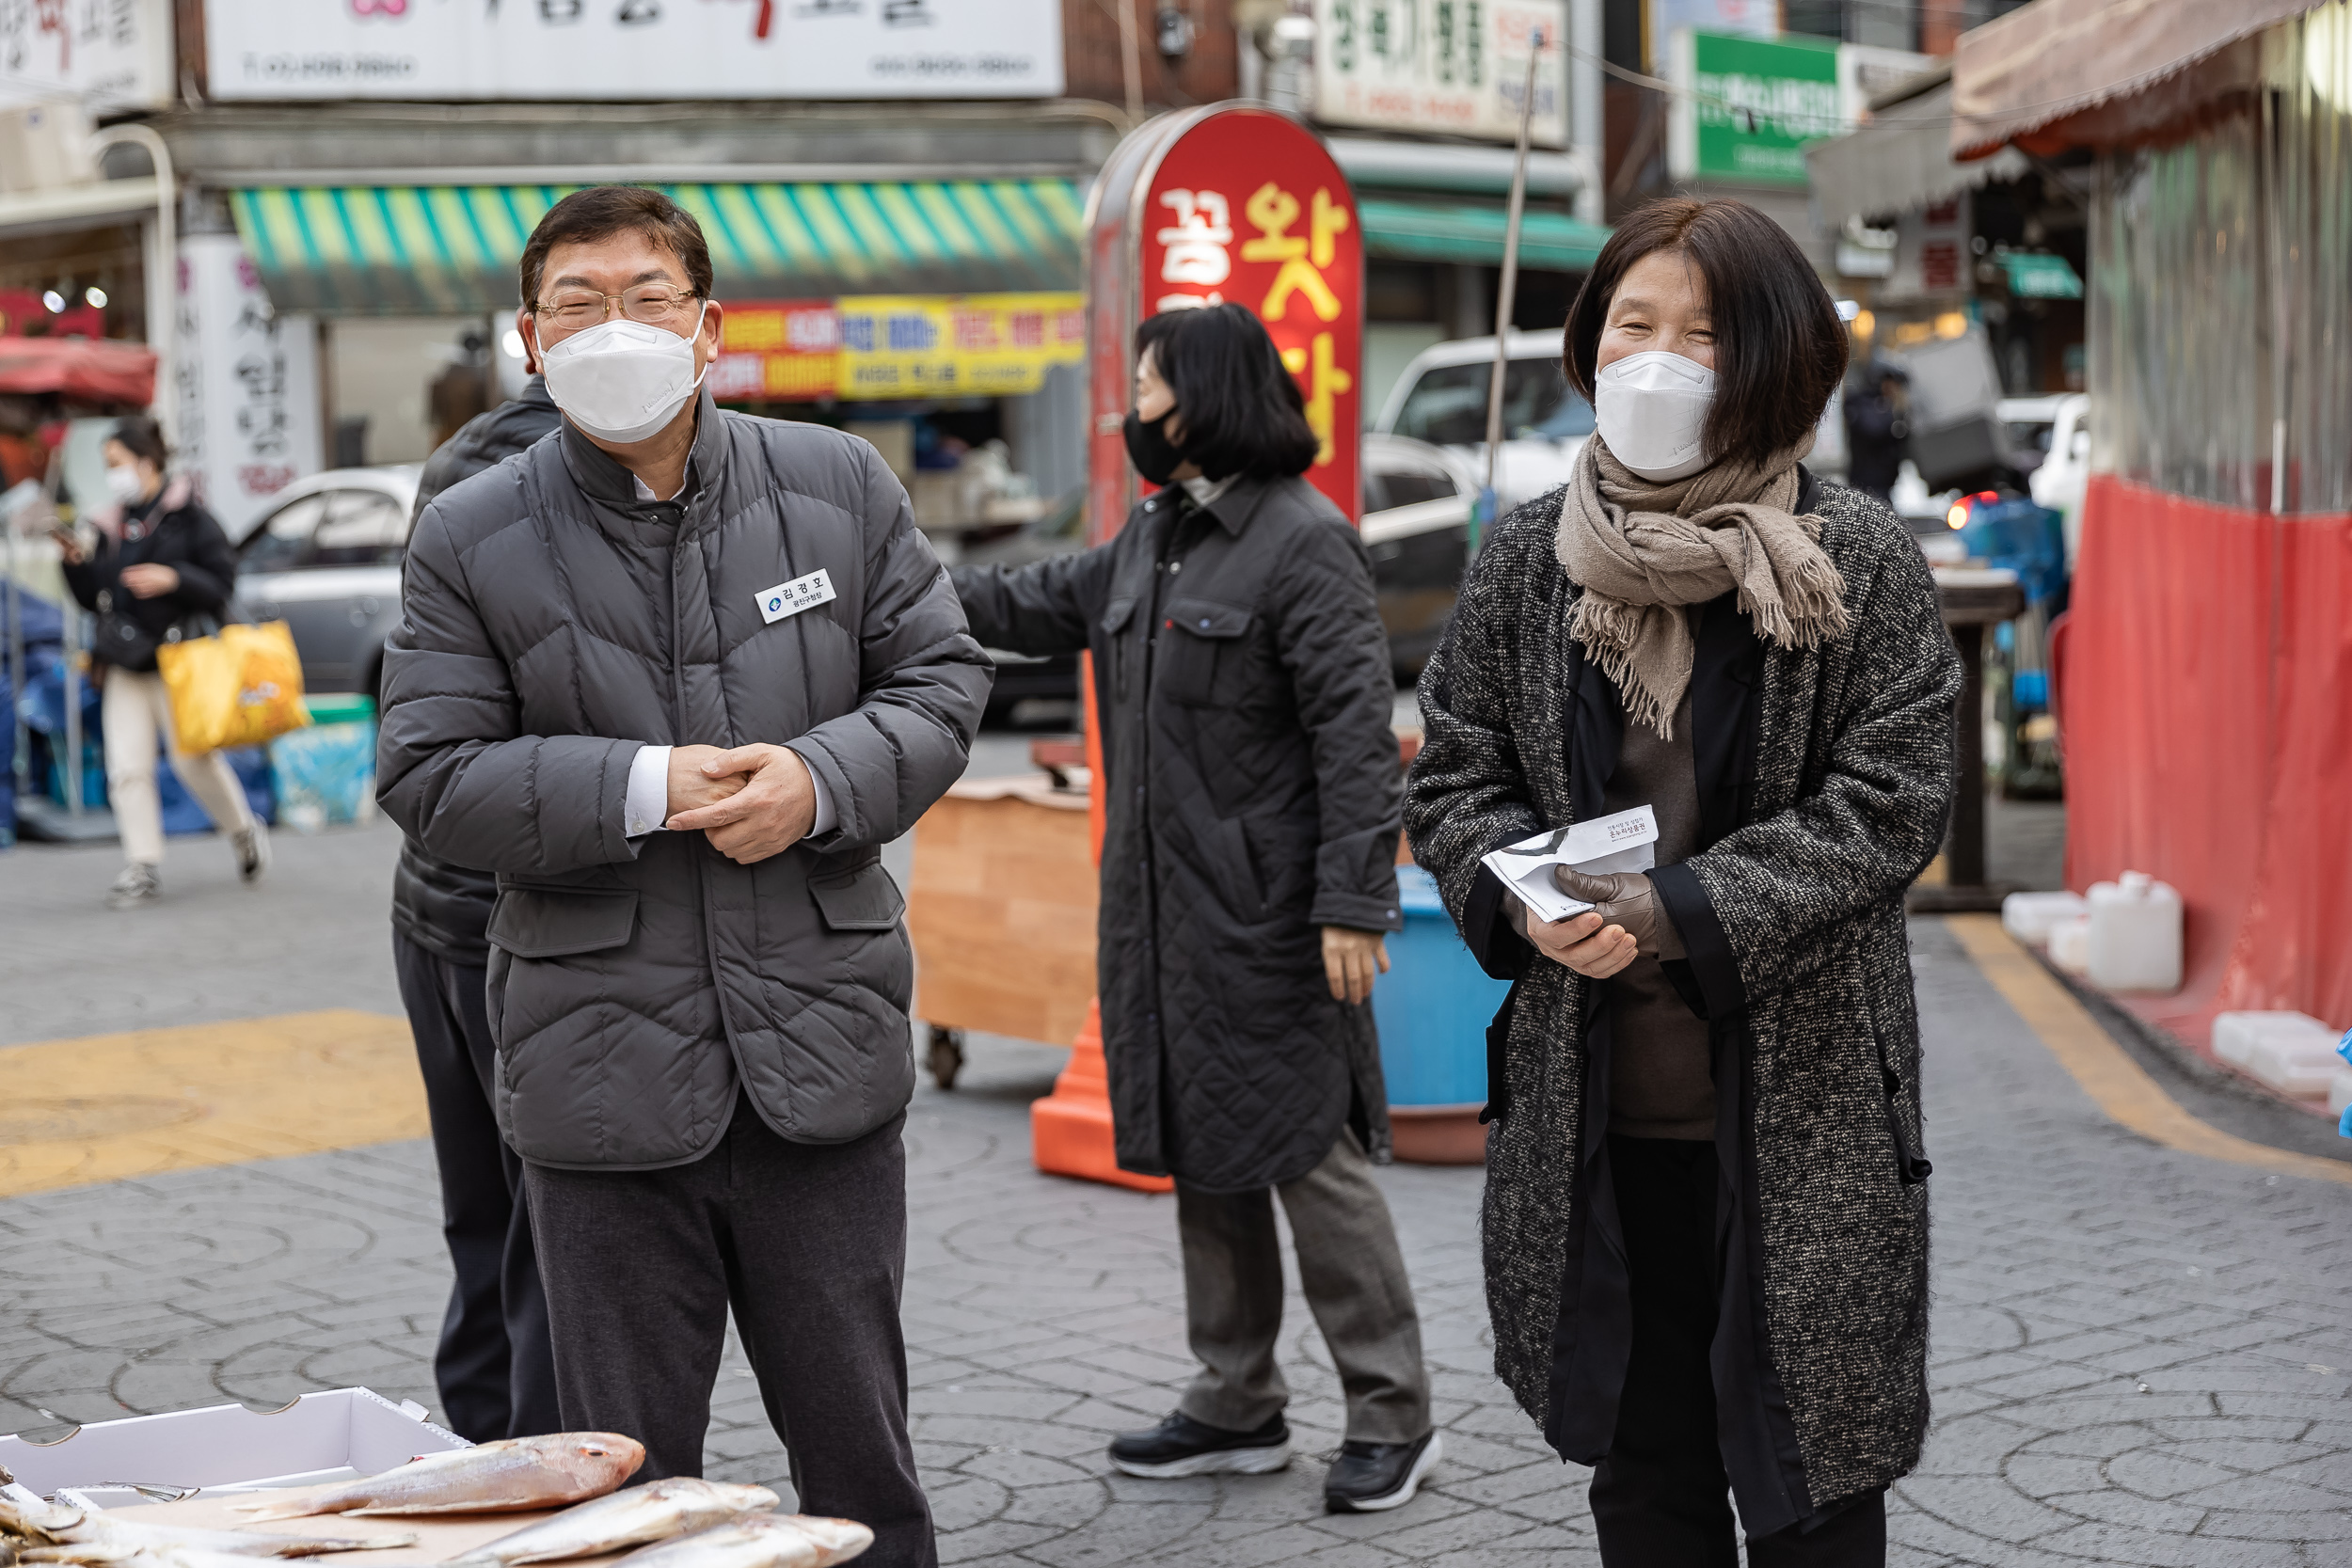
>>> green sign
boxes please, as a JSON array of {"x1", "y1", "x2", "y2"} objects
[
  {"x1": 1671, "y1": 30, "x2": 1841, "y2": 187},
  {"x1": 2001, "y1": 252, "x2": 2084, "y2": 299}
]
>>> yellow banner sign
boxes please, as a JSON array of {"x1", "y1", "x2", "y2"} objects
[{"x1": 834, "y1": 293, "x2": 1086, "y2": 401}]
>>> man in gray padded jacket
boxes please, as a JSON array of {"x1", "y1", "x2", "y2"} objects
[{"x1": 377, "y1": 187, "x2": 991, "y2": 1568}]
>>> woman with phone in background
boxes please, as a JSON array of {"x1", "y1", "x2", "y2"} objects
[{"x1": 58, "y1": 415, "x2": 268, "y2": 909}]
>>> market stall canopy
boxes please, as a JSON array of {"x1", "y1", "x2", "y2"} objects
[
  {"x1": 1807, "y1": 68, "x2": 2030, "y2": 226},
  {"x1": 1951, "y1": 0, "x2": 2313, "y2": 158},
  {"x1": 0, "y1": 337, "x2": 156, "y2": 405},
  {"x1": 1355, "y1": 198, "x2": 1612, "y2": 273},
  {"x1": 229, "y1": 181, "x2": 1088, "y2": 315}
]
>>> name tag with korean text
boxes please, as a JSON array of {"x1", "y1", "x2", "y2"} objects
[{"x1": 755, "y1": 569, "x2": 836, "y2": 625}]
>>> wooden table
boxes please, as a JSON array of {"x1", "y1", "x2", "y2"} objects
[{"x1": 1913, "y1": 565, "x2": 2027, "y2": 913}]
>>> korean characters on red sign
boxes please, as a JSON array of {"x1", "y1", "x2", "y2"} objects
[{"x1": 1151, "y1": 180, "x2": 1354, "y2": 469}]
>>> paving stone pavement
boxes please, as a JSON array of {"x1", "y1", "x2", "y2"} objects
[{"x1": 3, "y1": 840, "x2": 2347, "y2": 1560}]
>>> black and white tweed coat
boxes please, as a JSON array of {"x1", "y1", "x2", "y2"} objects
[{"x1": 1406, "y1": 474, "x2": 1961, "y2": 1520}]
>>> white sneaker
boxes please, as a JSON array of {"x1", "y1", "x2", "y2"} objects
[
  {"x1": 232, "y1": 821, "x2": 271, "y2": 883},
  {"x1": 107, "y1": 863, "x2": 162, "y2": 909}
]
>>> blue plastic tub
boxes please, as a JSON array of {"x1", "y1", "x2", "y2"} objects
[{"x1": 1373, "y1": 865, "x2": 1513, "y2": 1110}]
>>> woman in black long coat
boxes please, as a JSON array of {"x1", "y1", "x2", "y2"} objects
[
  {"x1": 951, "y1": 303, "x2": 1438, "y2": 1513},
  {"x1": 1406, "y1": 200, "x2": 1962, "y2": 1565}
]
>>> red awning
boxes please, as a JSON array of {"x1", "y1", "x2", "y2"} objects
[
  {"x1": 1951, "y1": 0, "x2": 2312, "y2": 159},
  {"x1": 0, "y1": 337, "x2": 157, "y2": 405}
]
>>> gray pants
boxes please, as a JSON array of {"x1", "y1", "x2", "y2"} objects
[
  {"x1": 524, "y1": 1101, "x2": 933, "y2": 1568},
  {"x1": 1175, "y1": 1131, "x2": 1431, "y2": 1445}
]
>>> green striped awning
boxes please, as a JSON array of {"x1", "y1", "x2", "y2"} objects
[
  {"x1": 229, "y1": 181, "x2": 1089, "y2": 316},
  {"x1": 1358, "y1": 197, "x2": 1612, "y2": 274}
]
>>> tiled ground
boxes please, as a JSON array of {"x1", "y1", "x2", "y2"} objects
[{"x1": 3, "y1": 851, "x2": 2345, "y2": 1566}]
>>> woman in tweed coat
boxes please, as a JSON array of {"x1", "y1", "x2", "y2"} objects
[{"x1": 1406, "y1": 199, "x2": 1961, "y2": 1565}]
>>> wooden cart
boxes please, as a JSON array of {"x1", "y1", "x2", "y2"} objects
[{"x1": 904, "y1": 772, "x2": 1098, "y2": 1086}]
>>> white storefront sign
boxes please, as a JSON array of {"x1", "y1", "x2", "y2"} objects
[
  {"x1": 1311, "y1": 0, "x2": 1566, "y2": 148},
  {"x1": 0, "y1": 0, "x2": 173, "y2": 111},
  {"x1": 205, "y1": 0, "x2": 1065, "y2": 102},
  {"x1": 177, "y1": 236, "x2": 323, "y2": 539}
]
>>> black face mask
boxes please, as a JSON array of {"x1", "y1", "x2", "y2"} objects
[{"x1": 1122, "y1": 408, "x2": 1187, "y2": 486}]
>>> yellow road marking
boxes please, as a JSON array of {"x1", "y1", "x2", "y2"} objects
[
  {"x1": 0, "y1": 1011, "x2": 427, "y2": 1199},
  {"x1": 1946, "y1": 915, "x2": 2351, "y2": 1187}
]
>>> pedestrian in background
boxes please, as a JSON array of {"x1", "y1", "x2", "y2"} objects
[
  {"x1": 952, "y1": 303, "x2": 1438, "y2": 1514},
  {"x1": 391, "y1": 355, "x2": 563, "y2": 1443},
  {"x1": 1843, "y1": 356, "x2": 1911, "y2": 506},
  {"x1": 378, "y1": 185, "x2": 991, "y2": 1568},
  {"x1": 58, "y1": 416, "x2": 268, "y2": 909},
  {"x1": 1406, "y1": 199, "x2": 1961, "y2": 1566}
]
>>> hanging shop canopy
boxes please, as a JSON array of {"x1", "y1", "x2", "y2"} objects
[
  {"x1": 0, "y1": 337, "x2": 157, "y2": 405},
  {"x1": 229, "y1": 181, "x2": 1089, "y2": 316},
  {"x1": 1806, "y1": 68, "x2": 2031, "y2": 226},
  {"x1": 1950, "y1": 0, "x2": 2312, "y2": 158},
  {"x1": 1354, "y1": 198, "x2": 1613, "y2": 274}
]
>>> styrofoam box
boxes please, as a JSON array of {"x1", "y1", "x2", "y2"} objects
[
  {"x1": 2328, "y1": 1069, "x2": 2352, "y2": 1119},
  {"x1": 2212, "y1": 1010, "x2": 2333, "y2": 1069},
  {"x1": 0, "y1": 1387, "x2": 467, "y2": 1504},
  {"x1": 2245, "y1": 1031, "x2": 2346, "y2": 1099},
  {"x1": 2002, "y1": 890, "x2": 2088, "y2": 947},
  {"x1": 2047, "y1": 914, "x2": 2091, "y2": 975}
]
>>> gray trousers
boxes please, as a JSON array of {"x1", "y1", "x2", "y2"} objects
[
  {"x1": 1175, "y1": 1130, "x2": 1431, "y2": 1445},
  {"x1": 524, "y1": 1100, "x2": 933, "y2": 1568}
]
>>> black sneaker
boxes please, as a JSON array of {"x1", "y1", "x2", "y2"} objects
[
  {"x1": 1108, "y1": 1411, "x2": 1291, "y2": 1478},
  {"x1": 1323, "y1": 1430, "x2": 1442, "y2": 1513}
]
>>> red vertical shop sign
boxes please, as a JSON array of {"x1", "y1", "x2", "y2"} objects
[{"x1": 1084, "y1": 105, "x2": 1364, "y2": 545}]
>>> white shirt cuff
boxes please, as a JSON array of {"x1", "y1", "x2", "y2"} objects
[
  {"x1": 625, "y1": 744, "x2": 671, "y2": 837},
  {"x1": 792, "y1": 747, "x2": 838, "y2": 836}
]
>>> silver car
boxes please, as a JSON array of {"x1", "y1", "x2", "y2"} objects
[{"x1": 231, "y1": 466, "x2": 421, "y2": 698}]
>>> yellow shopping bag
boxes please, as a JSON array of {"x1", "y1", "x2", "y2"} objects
[{"x1": 155, "y1": 621, "x2": 313, "y2": 754}]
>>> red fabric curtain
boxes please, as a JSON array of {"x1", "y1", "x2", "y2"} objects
[{"x1": 2063, "y1": 474, "x2": 2352, "y2": 1045}]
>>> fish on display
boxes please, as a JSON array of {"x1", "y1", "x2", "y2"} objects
[
  {"x1": 1, "y1": 1498, "x2": 416, "y2": 1560},
  {"x1": 231, "y1": 1435, "x2": 644, "y2": 1521},
  {"x1": 450, "y1": 1481, "x2": 779, "y2": 1566},
  {"x1": 608, "y1": 1513, "x2": 872, "y2": 1568}
]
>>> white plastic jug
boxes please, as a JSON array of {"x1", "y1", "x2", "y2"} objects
[
  {"x1": 2084, "y1": 871, "x2": 2182, "y2": 993},
  {"x1": 2047, "y1": 913, "x2": 2091, "y2": 975}
]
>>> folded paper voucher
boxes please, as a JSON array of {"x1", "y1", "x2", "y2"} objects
[{"x1": 1481, "y1": 805, "x2": 1661, "y2": 925}]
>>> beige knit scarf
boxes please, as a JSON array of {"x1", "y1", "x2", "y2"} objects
[{"x1": 1555, "y1": 434, "x2": 1849, "y2": 738}]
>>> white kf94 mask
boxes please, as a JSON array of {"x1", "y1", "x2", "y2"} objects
[
  {"x1": 1594, "y1": 350, "x2": 1718, "y2": 481},
  {"x1": 541, "y1": 302, "x2": 710, "y2": 444}
]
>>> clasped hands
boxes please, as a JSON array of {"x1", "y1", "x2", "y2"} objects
[{"x1": 662, "y1": 743, "x2": 819, "y2": 865}]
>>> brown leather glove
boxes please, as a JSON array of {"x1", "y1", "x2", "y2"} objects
[{"x1": 1550, "y1": 867, "x2": 1683, "y2": 959}]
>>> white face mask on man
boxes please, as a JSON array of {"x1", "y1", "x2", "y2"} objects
[
  {"x1": 104, "y1": 465, "x2": 145, "y2": 504},
  {"x1": 540, "y1": 301, "x2": 710, "y2": 445},
  {"x1": 1594, "y1": 350, "x2": 1718, "y2": 482}
]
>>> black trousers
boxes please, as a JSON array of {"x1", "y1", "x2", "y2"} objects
[
  {"x1": 391, "y1": 931, "x2": 561, "y2": 1442},
  {"x1": 523, "y1": 1100, "x2": 934, "y2": 1568},
  {"x1": 1590, "y1": 1136, "x2": 1886, "y2": 1568}
]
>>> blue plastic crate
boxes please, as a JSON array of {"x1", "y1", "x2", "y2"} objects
[
  {"x1": 1371, "y1": 865, "x2": 1513, "y2": 1109},
  {"x1": 271, "y1": 719, "x2": 377, "y2": 831}
]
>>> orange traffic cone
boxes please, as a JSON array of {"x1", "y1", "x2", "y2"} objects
[{"x1": 1030, "y1": 998, "x2": 1172, "y2": 1193}]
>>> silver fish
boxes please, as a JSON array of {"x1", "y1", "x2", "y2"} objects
[
  {"x1": 449, "y1": 1481, "x2": 778, "y2": 1566},
  {"x1": 608, "y1": 1514, "x2": 871, "y2": 1568},
  {"x1": 233, "y1": 1435, "x2": 644, "y2": 1521},
  {"x1": 1, "y1": 1499, "x2": 416, "y2": 1560}
]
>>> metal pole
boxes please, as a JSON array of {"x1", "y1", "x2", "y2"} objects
[
  {"x1": 1480, "y1": 25, "x2": 1547, "y2": 541},
  {"x1": 6, "y1": 519, "x2": 22, "y2": 811},
  {"x1": 91, "y1": 123, "x2": 178, "y2": 451}
]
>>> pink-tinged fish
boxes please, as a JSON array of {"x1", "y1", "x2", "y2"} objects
[
  {"x1": 231, "y1": 1435, "x2": 644, "y2": 1521},
  {"x1": 449, "y1": 1481, "x2": 779, "y2": 1566},
  {"x1": 1, "y1": 1497, "x2": 415, "y2": 1560},
  {"x1": 608, "y1": 1514, "x2": 870, "y2": 1568}
]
